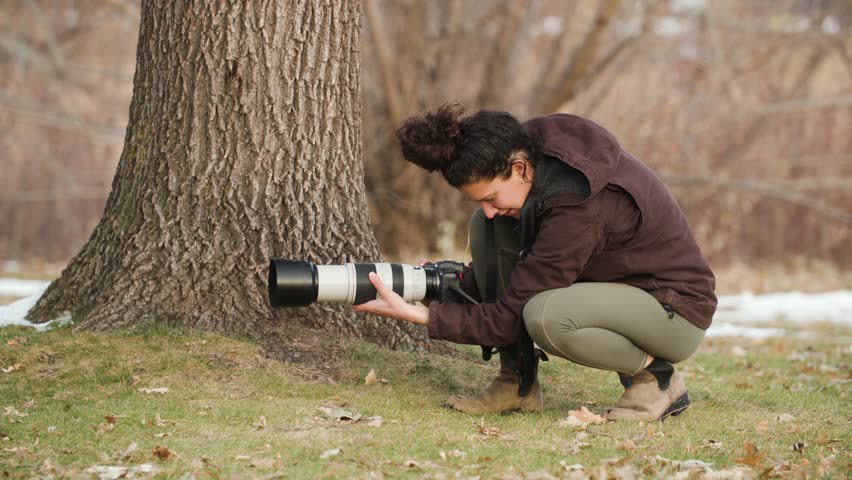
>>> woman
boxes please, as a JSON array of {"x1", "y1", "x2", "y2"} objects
[{"x1": 354, "y1": 103, "x2": 717, "y2": 422}]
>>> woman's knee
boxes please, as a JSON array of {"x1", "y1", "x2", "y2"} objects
[{"x1": 523, "y1": 289, "x2": 577, "y2": 344}]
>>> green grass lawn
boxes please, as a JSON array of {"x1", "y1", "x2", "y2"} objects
[{"x1": 0, "y1": 322, "x2": 849, "y2": 479}]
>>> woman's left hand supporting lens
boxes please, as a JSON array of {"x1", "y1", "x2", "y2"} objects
[{"x1": 353, "y1": 272, "x2": 430, "y2": 326}]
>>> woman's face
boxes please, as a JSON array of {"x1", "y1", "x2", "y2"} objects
[{"x1": 458, "y1": 158, "x2": 533, "y2": 219}]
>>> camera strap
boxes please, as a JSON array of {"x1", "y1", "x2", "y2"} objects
[
  {"x1": 480, "y1": 217, "x2": 499, "y2": 362},
  {"x1": 483, "y1": 217, "x2": 498, "y2": 302}
]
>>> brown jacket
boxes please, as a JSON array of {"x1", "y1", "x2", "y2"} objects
[{"x1": 427, "y1": 114, "x2": 717, "y2": 347}]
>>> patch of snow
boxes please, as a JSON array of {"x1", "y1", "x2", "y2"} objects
[
  {"x1": 705, "y1": 323, "x2": 786, "y2": 339},
  {"x1": 0, "y1": 278, "x2": 50, "y2": 297},
  {"x1": 715, "y1": 291, "x2": 852, "y2": 325},
  {"x1": 0, "y1": 282, "x2": 71, "y2": 331}
]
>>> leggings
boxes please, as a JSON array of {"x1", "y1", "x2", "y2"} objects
[{"x1": 468, "y1": 209, "x2": 705, "y2": 375}]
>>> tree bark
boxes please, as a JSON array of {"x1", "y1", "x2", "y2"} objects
[{"x1": 26, "y1": 0, "x2": 428, "y2": 350}]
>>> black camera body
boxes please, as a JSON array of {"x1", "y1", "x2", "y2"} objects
[{"x1": 422, "y1": 260, "x2": 476, "y2": 305}]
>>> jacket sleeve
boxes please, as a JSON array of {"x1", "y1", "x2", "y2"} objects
[
  {"x1": 459, "y1": 263, "x2": 482, "y2": 303},
  {"x1": 426, "y1": 204, "x2": 605, "y2": 346}
]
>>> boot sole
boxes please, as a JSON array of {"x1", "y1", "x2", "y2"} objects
[{"x1": 658, "y1": 391, "x2": 690, "y2": 421}]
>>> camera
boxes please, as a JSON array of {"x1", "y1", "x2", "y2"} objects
[{"x1": 267, "y1": 259, "x2": 476, "y2": 307}]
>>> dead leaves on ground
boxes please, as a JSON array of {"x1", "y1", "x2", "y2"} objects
[
  {"x1": 1, "y1": 362, "x2": 24, "y2": 373},
  {"x1": 364, "y1": 368, "x2": 387, "y2": 385},
  {"x1": 735, "y1": 442, "x2": 768, "y2": 468},
  {"x1": 316, "y1": 406, "x2": 382, "y2": 427},
  {"x1": 152, "y1": 445, "x2": 175, "y2": 460},
  {"x1": 137, "y1": 387, "x2": 169, "y2": 395},
  {"x1": 475, "y1": 418, "x2": 504, "y2": 438},
  {"x1": 556, "y1": 406, "x2": 607, "y2": 429}
]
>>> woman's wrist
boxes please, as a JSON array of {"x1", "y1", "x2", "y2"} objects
[{"x1": 407, "y1": 304, "x2": 430, "y2": 326}]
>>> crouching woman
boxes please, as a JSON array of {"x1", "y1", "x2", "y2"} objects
[{"x1": 354, "y1": 103, "x2": 717, "y2": 421}]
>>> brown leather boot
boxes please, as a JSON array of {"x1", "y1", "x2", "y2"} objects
[
  {"x1": 604, "y1": 360, "x2": 690, "y2": 422},
  {"x1": 446, "y1": 349, "x2": 543, "y2": 414}
]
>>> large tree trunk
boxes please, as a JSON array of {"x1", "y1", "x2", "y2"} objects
[{"x1": 27, "y1": 0, "x2": 427, "y2": 350}]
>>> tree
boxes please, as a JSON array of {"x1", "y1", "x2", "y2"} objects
[{"x1": 26, "y1": 0, "x2": 427, "y2": 350}]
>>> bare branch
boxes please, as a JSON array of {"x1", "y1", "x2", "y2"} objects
[
  {"x1": 756, "y1": 94, "x2": 852, "y2": 115},
  {"x1": 0, "y1": 33, "x2": 55, "y2": 73},
  {"x1": 660, "y1": 173, "x2": 852, "y2": 225},
  {"x1": 24, "y1": 0, "x2": 65, "y2": 70},
  {"x1": 0, "y1": 188, "x2": 111, "y2": 203},
  {"x1": 0, "y1": 92, "x2": 126, "y2": 140},
  {"x1": 363, "y1": 0, "x2": 404, "y2": 129},
  {"x1": 542, "y1": 0, "x2": 622, "y2": 114},
  {"x1": 476, "y1": 0, "x2": 529, "y2": 108}
]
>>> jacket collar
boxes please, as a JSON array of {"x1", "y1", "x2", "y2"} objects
[{"x1": 522, "y1": 114, "x2": 622, "y2": 198}]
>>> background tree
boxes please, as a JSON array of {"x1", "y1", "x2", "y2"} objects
[
  {"x1": 24, "y1": 0, "x2": 427, "y2": 350},
  {"x1": 1, "y1": 0, "x2": 850, "y2": 287}
]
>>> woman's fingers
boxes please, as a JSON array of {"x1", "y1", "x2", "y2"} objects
[
  {"x1": 368, "y1": 272, "x2": 390, "y2": 295},
  {"x1": 417, "y1": 258, "x2": 430, "y2": 267}
]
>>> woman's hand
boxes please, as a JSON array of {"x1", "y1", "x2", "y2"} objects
[{"x1": 353, "y1": 272, "x2": 430, "y2": 325}]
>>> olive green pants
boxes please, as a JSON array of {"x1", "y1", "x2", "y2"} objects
[{"x1": 468, "y1": 209, "x2": 705, "y2": 375}]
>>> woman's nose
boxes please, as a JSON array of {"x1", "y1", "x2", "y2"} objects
[{"x1": 481, "y1": 203, "x2": 498, "y2": 218}]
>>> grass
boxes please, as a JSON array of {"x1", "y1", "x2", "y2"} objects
[{"x1": 0, "y1": 321, "x2": 849, "y2": 479}]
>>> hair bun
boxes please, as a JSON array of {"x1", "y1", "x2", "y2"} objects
[{"x1": 395, "y1": 102, "x2": 465, "y2": 172}]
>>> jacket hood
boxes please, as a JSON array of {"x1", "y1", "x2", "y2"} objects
[{"x1": 522, "y1": 114, "x2": 622, "y2": 198}]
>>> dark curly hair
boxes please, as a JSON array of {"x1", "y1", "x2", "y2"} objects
[{"x1": 394, "y1": 102, "x2": 536, "y2": 187}]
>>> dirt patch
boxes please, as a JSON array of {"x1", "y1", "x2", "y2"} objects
[
  {"x1": 258, "y1": 324, "x2": 480, "y2": 383},
  {"x1": 259, "y1": 324, "x2": 348, "y2": 383}
]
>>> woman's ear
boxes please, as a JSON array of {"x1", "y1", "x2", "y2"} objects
[{"x1": 512, "y1": 157, "x2": 532, "y2": 183}]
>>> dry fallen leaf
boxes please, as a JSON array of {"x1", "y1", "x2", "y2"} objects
[
  {"x1": 755, "y1": 419, "x2": 769, "y2": 433},
  {"x1": 734, "y1": 442, "x2": 767, "y2": 468},
  {"x1": 365, "y1": 416, "x2": 383, "y2": 427},
  {"x1": 557, "y1": 416, "x2": 588, "y2": 429},
  {"x1": 320, "y1": 448, "x2": 341, "y2": 459},
  {"x1": 4, "y1": 406, "x2": 28, "y2": 420},
  {"x1": 475, "y1": 419, "x2": 503, "y2": 438},
  {"x1": 94, "y1": 422, "x2": 115, "y2": 434},
  {"x1": 618, "y1": 439, "x2": 637, "y2": 451},
  {"x1": 566, "y1": 439, "x2": 589, "y2": 454},
  {"x1": 701, "y1": 439, "x2": 723, "y2": 450},
  {"x1": 365, "y1": 368, "x2": 378, "y2": 385},
  {"x1": 813, "y1": 431, "x2": 840, "y2": 445},
  {"x1": 156, "y1": 412, "x2": 175, "y2": 427},
  {"x1": 1, "y1": 363, "x2": 23, "y2": 373},
  {"x1": 566, "y1": 406, "x2": 607, "y2": 425},
  {"x1": 152, "y1": 446, "x2": 175, "y2": 460},
  {"x1": 318, "y1": 406, "x2": 362, "y2": 422},
  {"x1": 253, "y1": 415, "x2": 267, "y2": 430},
  {"x1": 775, "y1": 413, "x2": 795, "y2": 422},
  {"x1": 138, "y1": 388, "x2": 169, "y2": 395},
  {"x1": 251, "y1": 458, "x2": 275, "y2": 469},
  {"x1": 122, "y1": 442, "x2": 138, "y2": 461}
]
